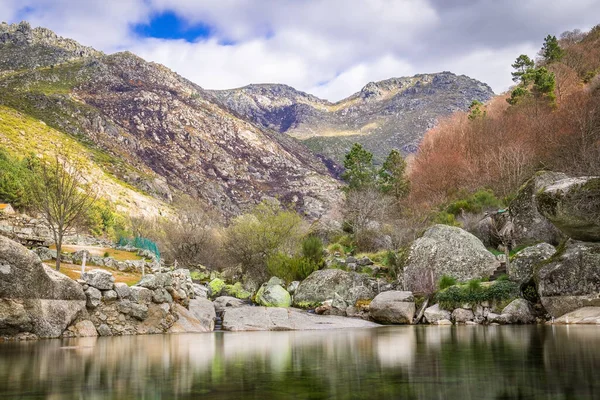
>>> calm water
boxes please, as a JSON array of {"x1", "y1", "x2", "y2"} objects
[{"x1": 1, "y1": 325, "x2": 599, "y2": 399}]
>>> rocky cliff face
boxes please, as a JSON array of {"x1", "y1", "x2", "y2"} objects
[
  {"x1": 210, "y1": 73, "x2": 494, "y2": 163},
  {"x1": 0, "y1": 22, "x2": 341, "y2": 218}
]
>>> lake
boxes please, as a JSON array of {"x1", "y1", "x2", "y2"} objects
[{"x1": 1, "y1": 325, "x2": 599, "y2": 399}]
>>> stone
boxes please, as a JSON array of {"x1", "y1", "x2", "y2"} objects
[
  {"x1": 207, "y1": 278, "x2": 226, "y2": 299},
  {"x1": 0, "y1": 237, "x2": 87, "y2": 338},
  {"x1": 117, "y1": 300, "x2": 149, "y2": 321},
  {"x1": 102, "y1": 290, "x2": 118, "y2": 302},
  {"x1": 487, "y1": 313, "x2": 510, "y2": 324},
  {"x1": 223, "y1": 282, "x2": 253, "y2": 300},
  {"x1": 293, "y1": 269, "x2": 378, "y2": 308},
  {"x1": 168, "y1": 303, "x2": 213, "y2": 333},
  {"x1": 435, "y1": 319, "x2": 453, "y2": 325},
  {"x1": 187, "y1": 298, "x2": 217, "y2": 331},
  {"x1": 287, "y1": 281, "x2": 300, "y2": 295},
  {"x1": 369, "y1": 291, "x2": 415, "y2": 324},
  {"x1": 193, "y1": 284, "x2": 209, "y2": 299},
  {"x1": 137, "y1": 273, "x2": 173, "y2": 290},
  {"x1": 509, "y1": 171, "x2": 567, "y2": 246},
  {"x1": 509, "y1": 243, "x2": 555, "y2": 284},
  {"x1": 357, "y1": 257, "x2": 374, "y2": 266},
  {"x1": 222, "y1": 306, "x2": 380, "y2": 331},
  {"x1": 255, "y1": 282, "x2": 292, "y2": 308},
  {"x1": 63, "y1": 320, "x2": 98, "y2": 337},
  {"x1": 452, "y1": 308, "x2": 474, "y2": 323},
  {"x1": 129, "y1": 286, "x2": 153, "y2": 303},
  {"x1": 537, "y1": 239, "x2": 600, "y2": 317},
  {"x1": 552, "y1": 307, "x2": 600, "y2": 324},
  {"x1": 152, "y1": 288, "x2": 173, "y2": 304},
  {"x1": 97, "y1": 324, "x2": 111, "y2": 336},
  {"x1": 501, "y1": 299, "x2": 535, "y2": 324},
  {"x1": 536, "y1": 176, "x2": 600, "y2": 241},
  {"x1": 213, "y1": 296, "x2": 247, "y2": 313},
  {"x1": 114, "y1": 282, "x2": 131, "y2": 299},
  {"x1": 403, "y1": 225, "x2": 499, "y2": 292},
  {"x1": 81, "y1": 269, "x2": 115, "y2": 290},
  {"x1": 424, "y1": 304, "x2": 452, "y2": 324},
  {"x1": 33, "y1": 247, "x2": 56, "y2": 261},
  {"x1": 267, "y1": 276, "x2": 286, "y2": 287},
  {"x1": 85, "y1": 287, "x2": 102, "y2": 308}
]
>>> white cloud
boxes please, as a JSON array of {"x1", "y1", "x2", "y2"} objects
[{"x1": 1, "y1": 0, "x2": 599, "y2": 101}]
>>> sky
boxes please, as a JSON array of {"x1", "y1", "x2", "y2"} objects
[{"x1": 2, "y1": 0, "x2": 599, "y2": 101}]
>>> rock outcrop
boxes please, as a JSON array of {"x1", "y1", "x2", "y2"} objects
[
  {"x1": 509, "y1": 172, "x2": 567, "y2": 246},
  {"x1": 0, "y1": 236, "x2": 86, "y2": 339},
  {"x1": 509, "y1": 243, "x2": 556, "y2": 285},
  {"x1": 424, "y1": 304, "x2": 452, "y2": 324},
  {"x1": 293, "y1": 269, "x2": 378, "y2": 308},
  {"x1": 537, "y1": 240, "x2": 600, "y2": 318},
  {"x1": 369, "y1": 291, "x2": 415, "y2": 324},
  {"x1": 551, "y1": 307, "x2": 600, "y2": 324},
  {"x1": 403, "y1": 225, "x2": 499, "y2": 292},
  {"x1": 536, "y1": 176, "x2": 600, "y2": 241},
  {"x1": 222, "y1": 306, "x2": 379, "y2": 331}
]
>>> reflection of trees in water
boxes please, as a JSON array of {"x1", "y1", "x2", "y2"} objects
[{"x1": 0, "y1": 326, "x2": 599, "y2": 399}]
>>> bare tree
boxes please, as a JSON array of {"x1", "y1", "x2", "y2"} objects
[
  {"x1": 343, "y1": 187, "x2": 392, "y2": 250},
  {"x1": 30, "y1": 152, "x2": 97, "y2": 271}
]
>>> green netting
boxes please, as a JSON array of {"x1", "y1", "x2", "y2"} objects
[{"x1": 118, "y1": 236, "x2": 160, "y2": 259}]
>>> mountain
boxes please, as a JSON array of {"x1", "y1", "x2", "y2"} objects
[
  {"x1": 0, "y1": 22, "x2": 341, "y2": 219},
  {"x1": 209, "y1": 73, "x2": 494, "y2": 163}
]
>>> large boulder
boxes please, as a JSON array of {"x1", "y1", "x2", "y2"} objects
[
  {"x1": 369, "y1": 291, "x2": 415, "y2": 324},
  {"x1": 537, "y1": 240, "x2": 600, "y2": 317},
  {"x1": 536, "y1": 176, "x2": 600, "y2": 241},
  {"x1": 0, "y1": 236, "x2": 86, "y2": 338},
  {"x1": 168, "y1": 303, "x2": 213, "y2": 333},
  {"x1": 509, "y1": 243, "x2": 556, "y2": 284},
  {"x1": 188, "y1": 298, "x2": 216, "y2": 331},
  {"x1": 424, "y1": 304, "x2": 452, "y2": 324},
  {"x1": 222, "y1": 306, "x2": 379, "y2": 331},
  {"x1": 255, "y1": 279, "x2": 291, "y2": 307},
  {"x1": 501, "y1": 299, "x2": 535, "y2": 324},
  {"x1": 293, "y1": 269, "x2": 377, "y2": 308},
  {"x1": 509, "y1": 171, "x2": 567, "y2": 246},
  {"x1": 403, "y1": 225, "x2": 499, "y2": 292}
]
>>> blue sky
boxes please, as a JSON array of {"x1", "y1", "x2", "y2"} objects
[{"x1": 2, "y1": 0, "x2": 599, "y2": 101}]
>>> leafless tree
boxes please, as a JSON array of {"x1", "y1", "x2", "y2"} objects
[
  {"x1": 343, "y1": 187, "x2": 392, "y2": 250},
  {"x1": 30, "y1": 152, "x2": 97, "y2": 271}
]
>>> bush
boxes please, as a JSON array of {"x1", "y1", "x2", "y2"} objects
[
  {"x1": 435, "y1": 279, "x2": 519, "y2": 310},
  {"x1": 223, "y1": 200, "x2": 307, "y2": 281},
  {"x1": 445, "y1": 190, "x2": 503, "y2": 216},
  {"x1": 0, "y1": 150, "x2": 37, "y2": 210},
  {"x1": 302, "y1": 236, "x2": 324, "y2": 267},
  {"x1": 266, "y1": 253, "x2": 319, "y2": 283}
]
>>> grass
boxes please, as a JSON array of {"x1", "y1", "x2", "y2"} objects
[{"x1": 51, "y1": 262, "x2": 142, "y2": 286}]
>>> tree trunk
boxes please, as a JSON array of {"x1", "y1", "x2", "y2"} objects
[{"x1": 55, "y1": 235, "x2": 62, "y2": 271}]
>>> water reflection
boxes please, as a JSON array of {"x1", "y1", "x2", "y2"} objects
[{"x1": 1, "y1": 326, "x2": 600, "y2": 399}]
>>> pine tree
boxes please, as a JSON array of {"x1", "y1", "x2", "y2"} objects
[
  {"x1": 342, "y1": 143, "x2": 376, "y2": 190},
  {"x1": 511, "y1": 54, "x2": 535, "y2": 84},
  {"x1": 378, "y1": 149, "x2": 410, "y2": 199},
  {"x1": 541, "y1": 35, "x2": 565, "y2": 63}
]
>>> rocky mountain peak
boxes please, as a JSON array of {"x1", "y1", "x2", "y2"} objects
[{"x1": 0, "y1": 21, "x2": 102, "y2": 71}]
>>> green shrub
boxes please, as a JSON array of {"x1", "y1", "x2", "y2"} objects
[
  {"x1": 445, "y1": 189, "x2": 503, "y2": 216},
  {"x1": 0, "y1": 150, "x2": 38, "y2": 210},
  {"x1": 266, "y1": 253, "x2": 319, "y2": 283},
  {"x1": 327, "y1": 243, "x2": 344, "y2": 255},
  {"x1": 438, "y1": 275, "x2": 457, "y2": 290},
  {"x1": 103, "y1": 251, "x2": 110, "y2": 258},
  {"x1": 433, "y1": 212, "x2": 460, "y2": 226},
  {"x1": 302, "y1": 236, "x2": 324, "y2": 267},
  {"x1": 435, "y1": 279, "x2": 519, "y2": 309}
]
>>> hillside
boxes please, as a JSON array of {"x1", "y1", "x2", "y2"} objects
[
  {"x1": 0, "y1": 22, "x2": 341, "y2": 218},
  {"x1": 209, "y1": 73, "x2": 494, "y2": 163}
]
